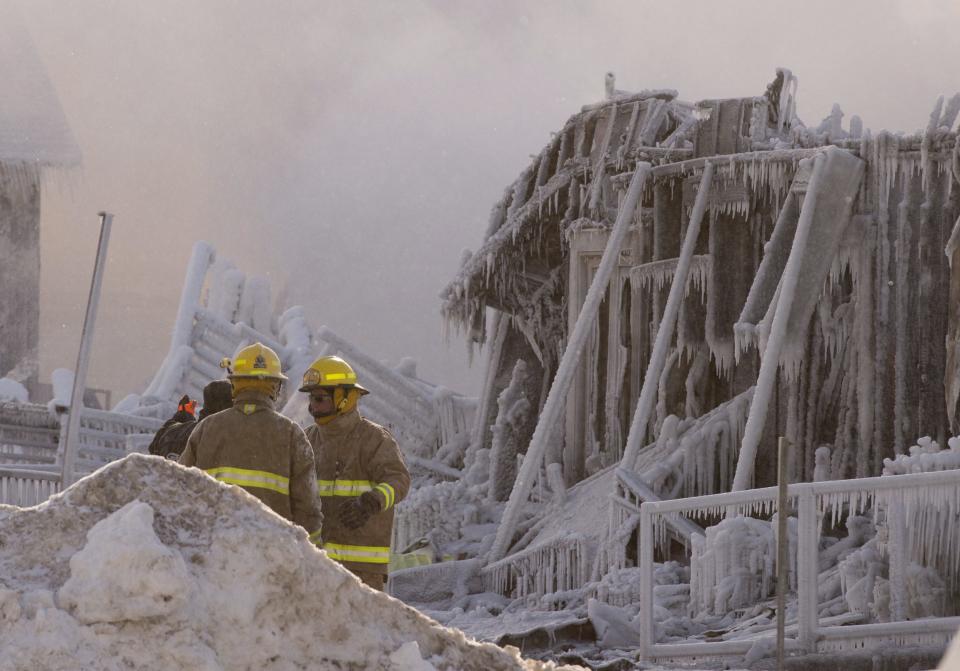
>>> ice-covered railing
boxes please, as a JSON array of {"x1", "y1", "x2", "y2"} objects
[
  {"x1": 0, "y1": 401, "x2": 59, "y2": 465},
  {"x1": 0, "y1": 467, "x2": 60, "y2": 506},
  {"x1": 0, "y1": 399, "x2": 162, "y2": 500},
  {"x1": 635, "y1": 469, "x2": 960, "y2": 662},
  {"x1": 0, "y1": 405, "x2": 161, "y2": 472},
  {"x1": 598, "y1": 388, "x2": 753, "y2": 580},
  {"x1": 53, "y1": 407, "x2": 163, "y2": 475}
]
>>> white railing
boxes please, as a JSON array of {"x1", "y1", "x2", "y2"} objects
[
  {"x1": 637, "y1": 469, "x2": 960, "y2": 661},
  {"x1": 0, "y1": 403, "x2": 163, "y2": 486},
  {"x1": 56, "y1": 407, "x2": 164, "y2": 473},
  {"x1": 0, "y1": 467, "x2": 61, "y2": 506}
]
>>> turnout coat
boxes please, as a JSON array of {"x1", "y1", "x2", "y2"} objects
[
  {"x1": 306, "y1": 409, "x2": 410, "y2": 575},
  {"x1": 180, "y1": 389, "x2": 323, "y2": 541}
]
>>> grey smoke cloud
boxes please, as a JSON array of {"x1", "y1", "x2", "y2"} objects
[{"x1": 9, "y1": 0, "x2": 959, "y2": 400}]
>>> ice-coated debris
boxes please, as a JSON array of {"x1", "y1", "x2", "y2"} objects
[
  {"x1": 0, "y1": 454, "x2": 581, "y2": 670},
  {"x1": 882, "y1": 435, "x2": 960, "y2": 475},
  {"x1": 0, "y1": 378, "x2": 28, "y2": 403}
]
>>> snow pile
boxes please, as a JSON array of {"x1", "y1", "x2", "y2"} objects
[
  {"x1": 0, "y1": 378, "x2": 28, "y2": 403},
  {"x1": 0, "y1": 454, "x2": 581, "y2": 670},
  {"x1": 882, "y1": 436, "x2": 960, "y2": 475}
]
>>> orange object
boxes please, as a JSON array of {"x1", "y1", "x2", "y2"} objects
[{"x1": 178, "y1": 399, "x2": 197, "y2": 416}]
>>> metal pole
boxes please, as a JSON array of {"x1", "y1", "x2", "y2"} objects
[
  {"x1": 60, "y1": 212, "x2": 113, "y2": 488},
  {"x1": 777, "y1": 436, "x2": 788, "y2": 671}
]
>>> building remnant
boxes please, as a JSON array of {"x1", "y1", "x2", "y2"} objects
[
  {"x1": 0, "y1": 6, "x2": 81, "y2": 388},
  {"x1": 424, "y1": 69, "x2": 960, "y2": 663}
]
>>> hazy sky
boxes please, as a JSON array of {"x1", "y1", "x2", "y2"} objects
[{"x1": 9, "y1": 0, "x2": 960, "y2": 401}]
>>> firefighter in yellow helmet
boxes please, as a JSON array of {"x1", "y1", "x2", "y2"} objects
[
  {"x1": 180, "y1": 342, "x2": 322, "y2": 544},
  {"x1": 300, "y1": 355, "x2": 410, "y2": 591}
]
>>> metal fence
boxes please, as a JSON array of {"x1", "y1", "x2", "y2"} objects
[
  {"x1": 0, "y1": 403, "x2": 162, "y2": 505},
  {"x1": 637, "y1": 469, "x2": 960, "y2": 662}
]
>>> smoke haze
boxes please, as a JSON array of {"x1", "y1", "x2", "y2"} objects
[{"x1": 8, "y1": 0, "x2": 959, "y2": 400}]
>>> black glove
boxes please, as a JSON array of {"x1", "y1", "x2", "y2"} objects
[{"x1": 338, "y1": 491, "x2": 382, "y2": 530}]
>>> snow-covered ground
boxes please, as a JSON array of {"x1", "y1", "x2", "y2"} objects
[{"x1": 0, "y1": 454, "x2": 583, "y2": 671}]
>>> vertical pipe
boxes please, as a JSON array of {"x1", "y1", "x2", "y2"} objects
[
  {"x1": 60, "y1": 212, "x2": 113, "y2": 488},
  {"x1": 797, "y1": 486, "x2": 819, "y2": 652},
  {"x1": 638, "y1": 503, "x2": 654, "y2": 661},
  {"x1": 888, "y1": 490, "x2": 907, "y2": 621},
  {"x1": 776, "y1": 437, "x2": 789, "y2": 671}
]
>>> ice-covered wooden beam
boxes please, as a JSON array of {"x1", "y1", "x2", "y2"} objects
[
  {"x1": 732, "y1": 147, "x2": 865, "y2": 491},
  {"x1": 487, "y1": 162, "x2": 652, "y2": 563},
  {"x1": 629, "y1": 254, "x2": 710, "y2": 296},
  {"x1": 650, "y1": 147, "x2": 823, "y2": 180},
  {"x1": 621, "y1": 162, "x2": 714, "y2": 471},
  {"x1": 580, "y1": 88, "x2": 678, "y2": 113}
]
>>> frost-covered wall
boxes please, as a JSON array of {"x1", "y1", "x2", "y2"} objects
[
  {"x1": 0, "y1": 6, "x2": 81, "y2": 385},
  {"x1": 0, "y1": 165, "x2": 41, "y2": 383}
]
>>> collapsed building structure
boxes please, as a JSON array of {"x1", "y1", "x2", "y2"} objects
[
  {"x1": 3, "y1": 55, "x2": 960, "y2": 666},
  {"x1": 413, "y1": 70, "x2": 960, "y2": 665}
]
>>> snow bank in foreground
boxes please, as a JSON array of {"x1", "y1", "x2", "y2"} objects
[{"x1": 0, "y1": 455, "x2": 581, "y2": 670}]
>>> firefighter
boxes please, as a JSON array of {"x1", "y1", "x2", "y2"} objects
[
  {"x1": 180, "y1": 342, "x2": 322, "y2": 544},
  {"x1": 300, "y1": 355, "x2": 410, "y2": 591},
  {"x1": 148, "y1": 380, "x2": 232, "y2": 460}
]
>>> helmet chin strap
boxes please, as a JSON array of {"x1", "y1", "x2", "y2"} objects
[
  {"x1": 335, "y1": 387, "x2": 350, "y2": 411},
  {"x1": 311, "y1": 386, "x2": 358, "y2": 425}
]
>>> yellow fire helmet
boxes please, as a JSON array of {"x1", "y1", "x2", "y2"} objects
[
  {"x1": 222, "y1": 342, "x2": 288, "y2": 381},
  {"x1": 298, "y1": 355, "x2": 369, "y2": 395}
]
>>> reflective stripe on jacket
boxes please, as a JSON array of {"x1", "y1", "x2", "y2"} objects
[
  {"x1": 180, "y1": 389, "x2": 323, "y2": 540},
  {"x1": 307, "y1": 409, "x2": 410, "y2": 575},
  {"x1": 206, "y1": 466, "x2": 290, "y2": 495}
]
